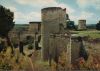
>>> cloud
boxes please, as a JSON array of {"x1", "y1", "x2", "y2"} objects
[
  {"x1": 78, "y1": 11, "x2": 94, "y2": 20},
  {"x1": 16, "y1": 0, "x2": 57, "y2": 7},
  {"x1": 6, "y1": 0, "x2": 96, "y2": 24},
  {"x1": 76, "y1": 0, "x2": 100, "y2": 24},
  {"x1": 14, "y1": 11, "x2": 41, "y2": 23},
  {"x1": 6, "y1": 6, "x2": 17, "y2": 12},
  {"x1": 15, "y1": 0, "x2": 75, "y2": 14},
  {"x1": 57, "y1": 3, "x2": 75, "y2": 14},
  {"x1": 27, "y1": 12, "x2": 41, "y2": 21},
  {"x1": 70, "y1": 11, "x2": 95, "y2": 24},
  {"x1": 77, "y1": 0, "x2": 100, "y2": 10},
  {"x1": 6, "y1": 6, "x2": 41, "y2": 23},
  {"x1": 5, "y1": 4, "x2": 42, "y2": 23},
  {"x1": 13, "y1": 0, "x2": 75, "y2": 23},
  {"x1": 77, "y1": 0, "x2": 89, "y2": 7}
]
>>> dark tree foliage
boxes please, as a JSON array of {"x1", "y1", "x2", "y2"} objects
[
  {"x1": 0, "y1": 5, "x2": 14, "y2": 37},
  {"x1": 67, "y1": 21, "x2": 76, "y2": 30},
  {"x1": 96, "y1": 21, "x2": 100, "y2": 30},
  {"x1": 0, "y1": 5, "x2": 14, "y2": 53}
]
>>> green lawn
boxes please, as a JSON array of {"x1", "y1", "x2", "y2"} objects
[{"x1": 71, "y1": 31, "x2": 100, "y2": 39}]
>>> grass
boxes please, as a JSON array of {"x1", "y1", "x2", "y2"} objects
[
  {"x1": 0, "y1": 35, "x2": 100, "y2": 70},
  {"x1": 0, "y1": 47, "x2": 33, "y2": 70},
  {"x1": 0, "y1": 47, "x2": 51, "y2": 71},
  {"x1": 71, "y1": 30, "x2": 100, "y2": 39}
]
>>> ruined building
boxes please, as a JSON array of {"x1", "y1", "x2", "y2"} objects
[
  {"x1": 28, "y1": 22, "x2": 41, "y2": 34},
  {"x1": 41, "y1": 7, "x2": 69, "y2": 61},
  {"x1": 78, "y1": 20, "x2": 87, "y2": 30},
  {"x1": 8, "y1": 7, "x2": 88, "y2": 66},
  {"x1": 9, "y1": 22, "x2": 41, "y2": 50}
]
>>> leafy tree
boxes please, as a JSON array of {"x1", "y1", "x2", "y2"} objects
[
  {"x1": 96, "y1": 21, "x2": 100, "y2": 30},
  {"x1": 67, "y1": 21, "x2": 76, "y2": 30},
  {"x1": 0, "y1": 5, "x2": 15, "y2": 53}
]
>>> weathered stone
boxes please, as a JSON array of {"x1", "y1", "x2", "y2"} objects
[
  {"x1": 28, "y1": 22, "x2": 41, "y2": 34},
  {"x1": 78, "y1": 20, "x2": 87, "y2": 30},
  {"x1": 41, "y1": 7, "x2": 67, "y2": 60}
]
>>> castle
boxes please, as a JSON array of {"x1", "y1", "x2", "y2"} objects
[
  {"x1": 9, "y1": 7, "x2": 88, "y2": 65},
  {"x1": 78, "y1": 20, "x2": 87, "y2": 30}
]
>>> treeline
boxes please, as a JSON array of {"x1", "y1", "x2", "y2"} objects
[{"x1": 66, "y1": 21, "x2": 100, "y2": 30}]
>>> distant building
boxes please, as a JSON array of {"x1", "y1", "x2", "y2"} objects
[
  {"x1": 78, "y1": 20, "x2": 87, "y2": 30},
  {"x1": 29, "y1": 22, "x2": 41, "y2": 34}
]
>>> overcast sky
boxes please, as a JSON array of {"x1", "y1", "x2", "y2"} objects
[{"x1": 0, "y1": 0, "x2": 100, "y2": 24}]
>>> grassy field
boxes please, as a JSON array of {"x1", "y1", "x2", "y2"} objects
[{"x1": 71, "y1": 30, "x2": 100, "y2": 39}]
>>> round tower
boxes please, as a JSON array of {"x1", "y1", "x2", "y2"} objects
[{"x1": 41, "y1": 7, "x2": 66, "y2": 60}]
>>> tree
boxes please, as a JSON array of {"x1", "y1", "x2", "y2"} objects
[
  {"x1": 67, "y1": 21, "x2": 76, "y2": 30},
  {"x1": 96, "y1": 21, "x2": 100, "y2": 30},
  {"x1": 0, "y1": 5, "x2": 15, "y2": 53}
]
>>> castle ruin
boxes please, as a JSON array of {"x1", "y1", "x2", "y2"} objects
[
  {"x1": 8, "y1": 7, "x2": 88, "y2": 66},
  {"x1": 78, "y1": 20, "x2": 87, "y2": 30},
  {"x1": 41, "y1": 7, "x2": 69, "y2": 61}
]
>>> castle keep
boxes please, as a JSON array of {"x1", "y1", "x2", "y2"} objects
[{"x1": 41, "y1": 7, "x2": 69, "y2": 60}]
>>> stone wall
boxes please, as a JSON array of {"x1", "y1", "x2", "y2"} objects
[
  {"x1": 49, "y1": 34, "x2": 69, "y2": 62},
  {"x1": 71, "y1": 38, "x2": 80, "y2": 64},
  {"x1": 28, "y1": 22, "x2": 41, "y2": 34},
  {"x1": 41, "y1": 7, "x2": 67, "y2": 60},
  {"x1": 78, "y1": 20, "x2": 87, "y2": 30}
]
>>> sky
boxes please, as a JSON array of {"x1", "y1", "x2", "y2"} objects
[{"x1": 0, "y1": 0, "x2": 100, "y2": 24}]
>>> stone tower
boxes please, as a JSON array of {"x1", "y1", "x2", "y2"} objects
[
  {"x1": 41, "y1": 7, "x2": 67, "y2": 60},
  {"x1": 78, "y1": 20, "x2": 87, "y2": 30},
  {"x1": 29, "y1": 22, "x2": 41, "y2": 34}
]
